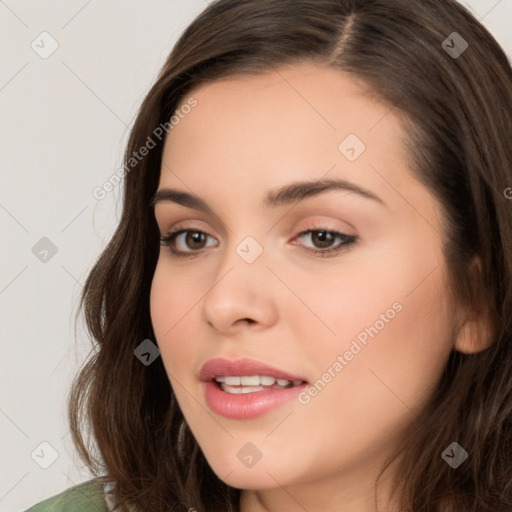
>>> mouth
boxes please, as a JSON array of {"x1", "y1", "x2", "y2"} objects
[{"x1": 199, "y1": 357, "x2": 309, "y2": 419}]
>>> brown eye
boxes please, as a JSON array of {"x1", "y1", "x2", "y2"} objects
[
  {"x1": 184, "y1": 231, "x2": 208, "y2": 250},
  {"x1": 294, "y1": 229, "x2": 357, "y2": 257},
  {"x1": 160, "y1": 229, "x2": 218, "y2": 256},
  {"x1": 310, "y1": 230, "x2": 336, "y2": 249}
]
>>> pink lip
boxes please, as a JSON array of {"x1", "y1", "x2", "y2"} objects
[
  {"x1": 199, "y1": 357, "x2": 306, "y2": 382},
  {"x1": 200, "y1": 357, "x2": 308, "y2": 420}
]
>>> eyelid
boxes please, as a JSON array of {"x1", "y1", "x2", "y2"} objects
[
  {"x1": 158, "y1": 218, "x2": 215, "y2": 236},
  {"x1": 159, "y1": 217, "x2": 353, "y2": 241},
  {"x1": 155, "y1": 209, "x2": 227, "y2": 239},
  {"x1": 294, "y1": 217, "x2": 356, "y2": 236}
]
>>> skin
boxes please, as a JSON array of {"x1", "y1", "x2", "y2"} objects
[{"x1": 150, "y1": 62, "x2": 491, "y2": 512}]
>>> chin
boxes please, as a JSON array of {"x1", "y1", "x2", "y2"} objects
[
  {"x1": 212, "y1": 463, "x2": 284, "y2": 491},
  {"x1": 195, "y1": 437, "x2": 304, "y2": 491}
]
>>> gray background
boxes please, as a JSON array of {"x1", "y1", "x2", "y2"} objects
[{"x1": 1, "y1": 1, "x2": 511, "y2": 510}]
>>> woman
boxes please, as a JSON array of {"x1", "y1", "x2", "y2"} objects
[{"x1": 26, "y1": 0, "x2": 512, "y2": 510}]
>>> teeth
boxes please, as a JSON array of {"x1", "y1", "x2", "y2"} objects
[
  {"x1": 221, "y1": 385, "x2": 265, "y2": 394},
  {"x1": 223, "y1": 386, "x2": 242, "y2": 394},
  {"x1": 240, "y1": 386, "x2": 264, "y2": 394},
  {"x1": 214, "y1": 375, "x2": 305, "y2": 394},
  {"x1": 214, "y1": 375, "x2": 297, "y2": 386},
  {"x1": 241, "y1": 376, "x2": 260, "y2": 386}
]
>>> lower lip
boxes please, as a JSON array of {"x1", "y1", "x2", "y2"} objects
[{"x1": 203, "y1": 380, "x2": 307, "y2": 419}]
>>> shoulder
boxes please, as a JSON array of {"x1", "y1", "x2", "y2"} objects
[{"x1": 24, "y1": 479, "x2": 109, "y2": 512}]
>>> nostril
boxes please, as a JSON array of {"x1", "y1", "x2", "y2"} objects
[{"x1": 237, "y1": 318, "x2": 256, "y2": 325}]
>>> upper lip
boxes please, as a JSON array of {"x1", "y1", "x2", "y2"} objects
[{"x1": 199, "y1": 357, "x2": 307, "y2": 383}]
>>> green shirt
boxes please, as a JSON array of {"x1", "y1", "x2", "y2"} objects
[{"x1": 24, "y1": 480, "x2": 110, "y2": 512}]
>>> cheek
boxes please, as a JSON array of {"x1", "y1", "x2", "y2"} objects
[{"x1": 149, "y1": 261, "x2": 200, "y2": 374}]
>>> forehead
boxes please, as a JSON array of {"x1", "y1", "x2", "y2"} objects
[
  {"x1": 170, "y1": 62, "x2": 394, "y2": 143},
  {"x1": 165, "y1": 61, "x2": 403, "y2": 158},
  {"x1": 160, "y1": 62, "x2": 416, "y2": 212}
]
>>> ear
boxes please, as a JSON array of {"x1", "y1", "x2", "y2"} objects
[
  {"x1": 453, "y1": 312, "x2": 494, "y2": 354},
  {"x1": 453, "y1": 257, "x2": 495, "y2": 354}
]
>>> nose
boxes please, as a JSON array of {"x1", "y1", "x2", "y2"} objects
[{"x1": 201, "y1": 245, "x2": 279, "y2": 334}]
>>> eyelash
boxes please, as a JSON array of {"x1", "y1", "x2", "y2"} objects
[{"x1": 159, "y1": 227, "x2": 357, "y2": 258}]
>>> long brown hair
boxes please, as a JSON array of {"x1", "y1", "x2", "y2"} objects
[{"x1": 68, "y1": 1, "x2": 512, "y2": 510}]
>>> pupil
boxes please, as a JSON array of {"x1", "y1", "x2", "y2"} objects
[
  {"x1": 313, "y1": 231, "x2": 334, "y2": 248},
  {"x1": 187, "y1": 231, "x2": 206, "y2": 249}
]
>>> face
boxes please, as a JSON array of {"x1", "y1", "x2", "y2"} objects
[{"x1": 150, "y1": 62, "x2": 459, "y2": 510}]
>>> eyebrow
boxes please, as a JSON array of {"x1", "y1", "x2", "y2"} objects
[{"x1": 151, "y1": 178, "x2": 385, "y2": 211}]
